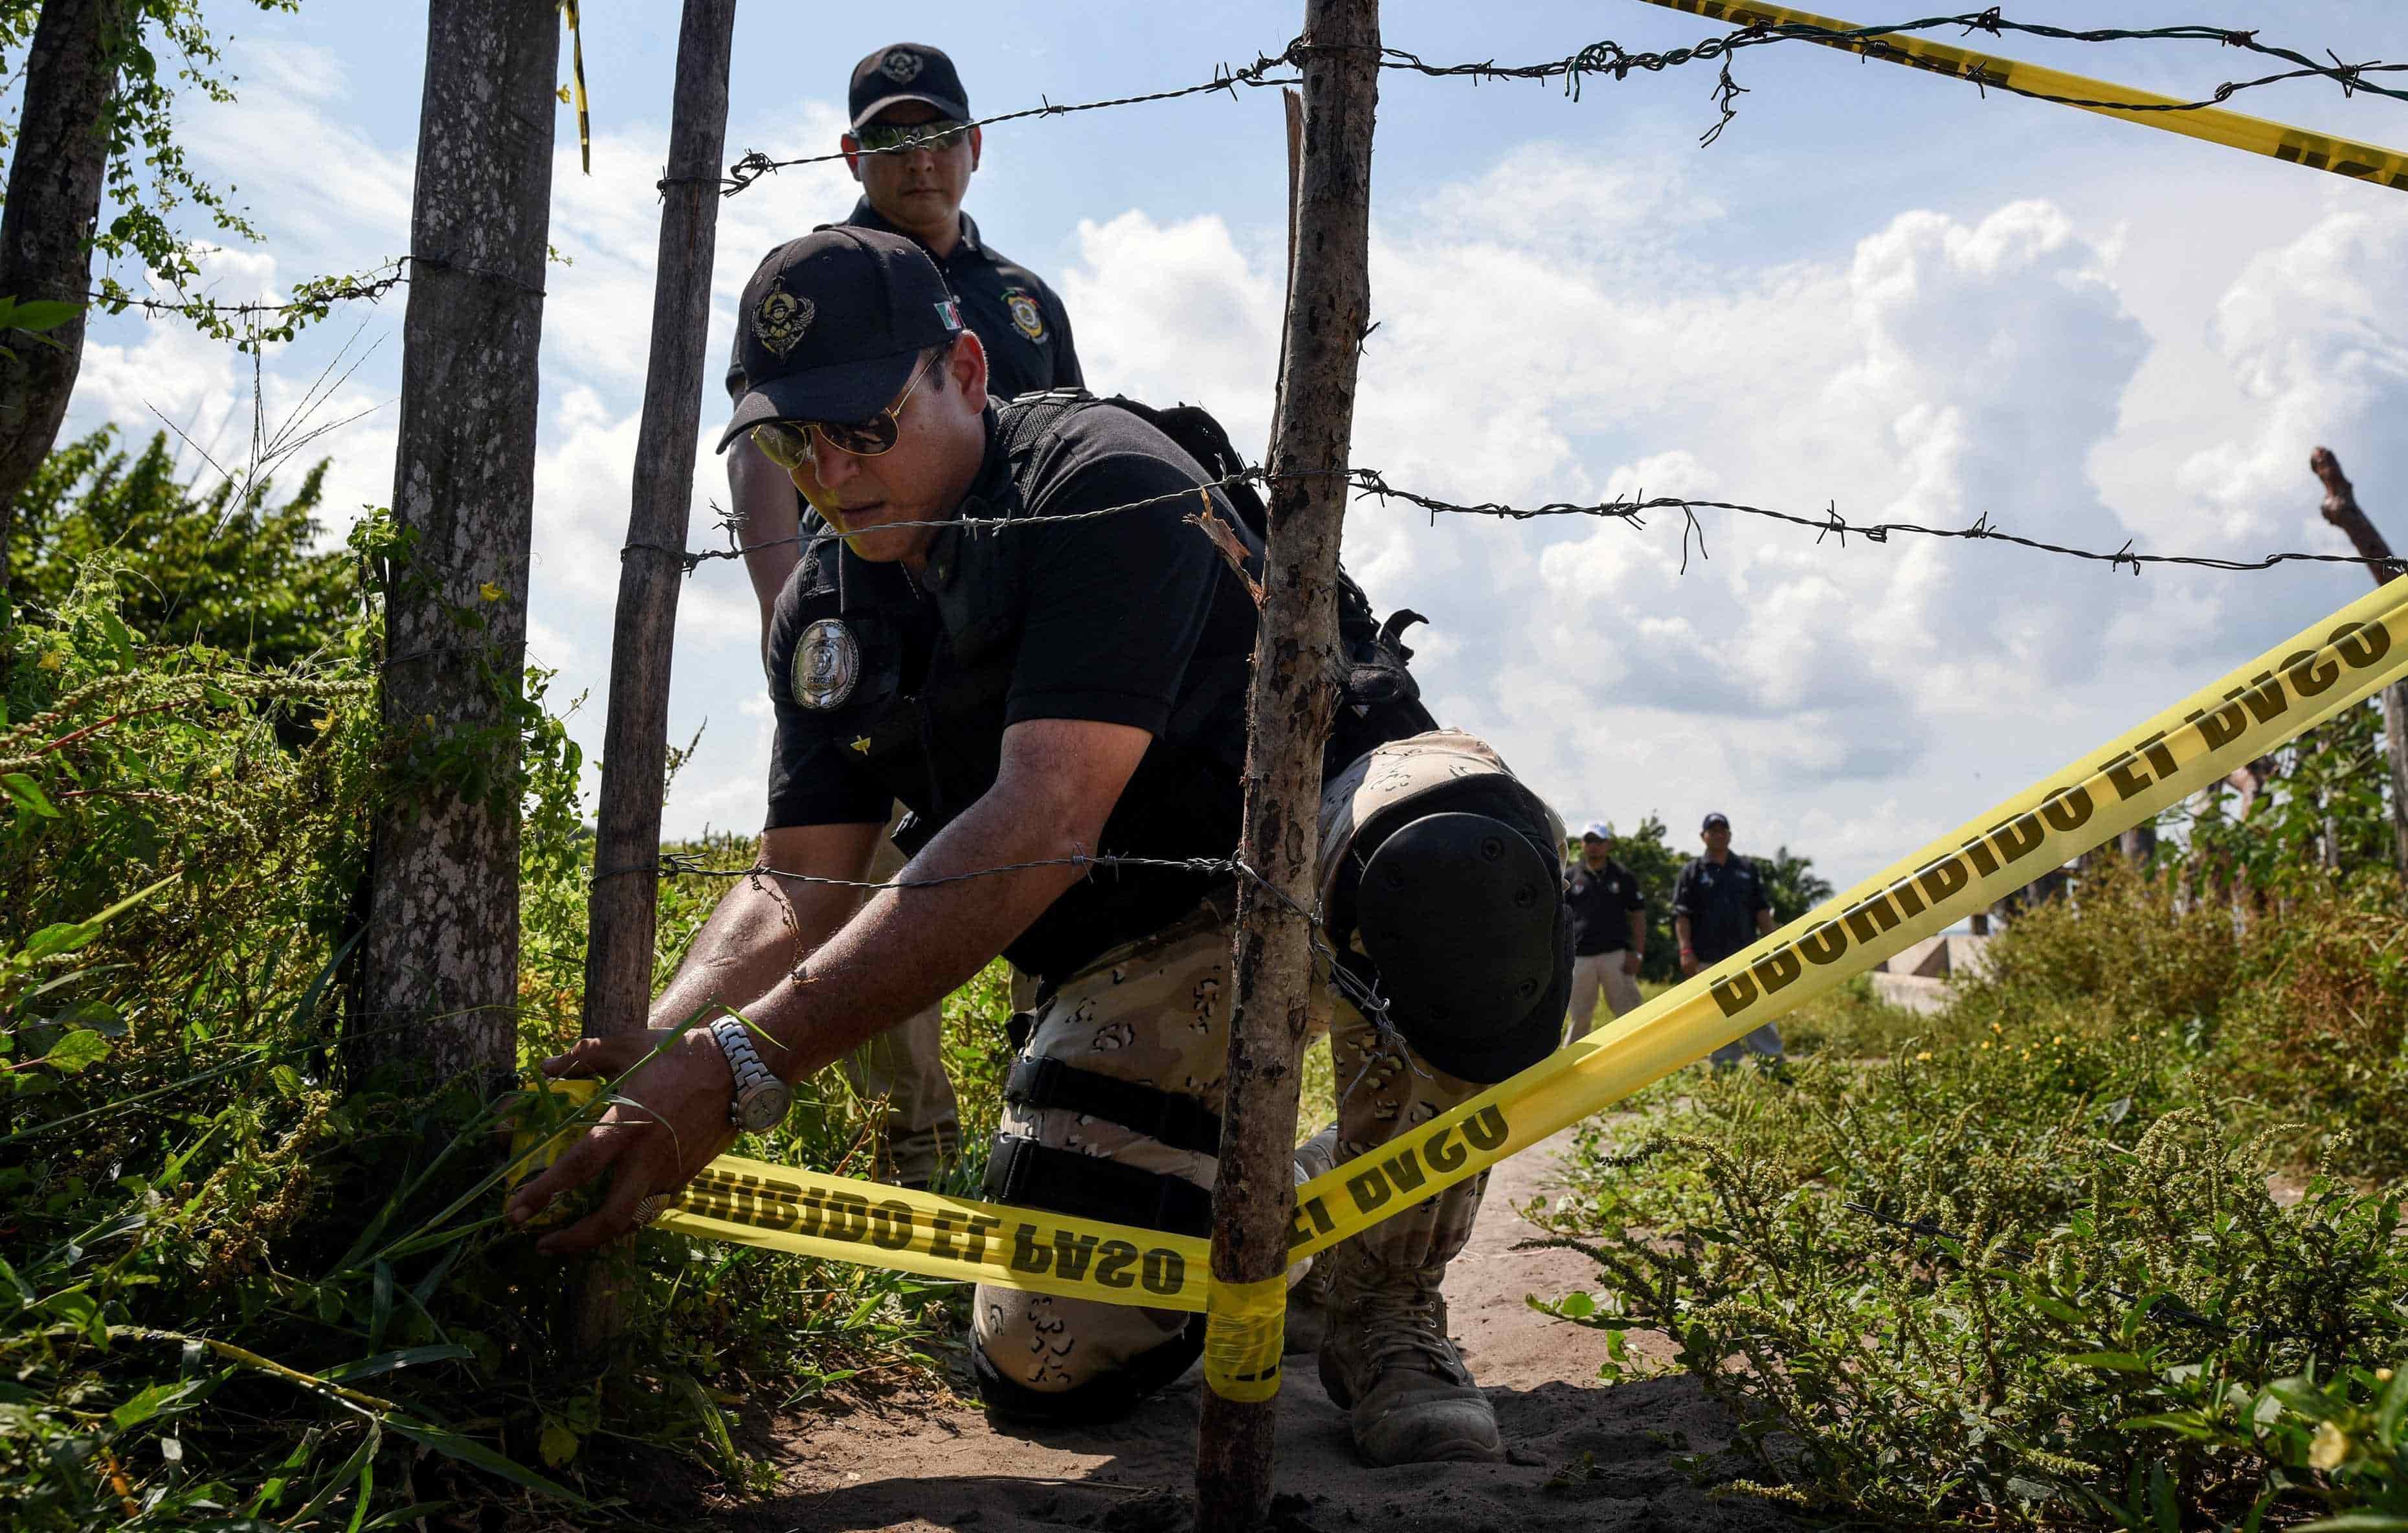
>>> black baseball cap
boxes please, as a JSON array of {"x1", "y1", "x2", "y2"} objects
[
  {"x1": 849, "y1": 43, "x2": 970, "y2": 130},
  {"x1": 1702, "y1": 812, "x2": 1732, "y2": 831},
  {"x1": 715, "y1": 227, "x2": 964, "y2": 454}
]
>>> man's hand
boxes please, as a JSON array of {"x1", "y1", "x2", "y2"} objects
[
  {"x1": 505, "y1": 1026, "x2": 740, "y2": 1254},
  {"x1": 1679, "y1": 952, "x2": 1700, "y2": 979},
  {"x1": 1622, "y1": 950, "x2": 1642, "y2": 978}
]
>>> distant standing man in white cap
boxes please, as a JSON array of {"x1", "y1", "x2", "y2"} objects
[{"x1": 1562, "y1": 822, "x2": 1646, "y2": 1038}]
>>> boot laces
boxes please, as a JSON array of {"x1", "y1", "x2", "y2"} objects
[{"x1": 1354, "y1": 1277, "x2": 1469, "y2": 1383}]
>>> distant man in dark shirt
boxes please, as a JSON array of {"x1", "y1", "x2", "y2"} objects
[
  {"x1": 1673, "y1": 811, "x2": 1781, "y2": 1067},
  {"x1": 1563, "y1": 822, "x2": 1646, "y2": 1038},
  {"x1": 720, "y1": 43, "x2": 1090, "y2": 1185},
  {"x1": 513, "y1": 230, "x2": 1575, "y2": 1466}
]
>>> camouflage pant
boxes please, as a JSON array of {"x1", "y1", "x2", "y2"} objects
[{"x1": 975, "y1": 730, "x2": 1551, "y2": 1405}]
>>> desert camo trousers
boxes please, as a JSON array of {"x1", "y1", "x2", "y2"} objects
[{"x1": 975, "y1": 730, "x2": 1545, "y2": 1404}]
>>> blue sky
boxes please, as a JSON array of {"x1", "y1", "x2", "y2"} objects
[{"x1": 39, "y1": 0, "x2": 2408, "y2": 888}]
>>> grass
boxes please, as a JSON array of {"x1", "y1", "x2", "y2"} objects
[{"x1": 1540, "y1": 863, "x2": 2408, "y2": 1528}]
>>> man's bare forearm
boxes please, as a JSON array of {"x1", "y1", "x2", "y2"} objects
[
  {"x1": 742, "y1": 755, "x2": 1119, "y2": 1084},
  {"x1": 646, "y1": 871, "x2": 854, "y2": 1031}
]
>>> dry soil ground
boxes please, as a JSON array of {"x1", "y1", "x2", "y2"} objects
[{"x1": 730, "y1": 1131, "x2": 1803, "y2": 1533}]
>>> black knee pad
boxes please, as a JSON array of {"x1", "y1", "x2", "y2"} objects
[
  {"x1": 972, "y1": 1315, "x2": 1207, "y2": 1426},
  {"x1": 1337, "y1": 779, "x2": 1573, "y2": 1083}
]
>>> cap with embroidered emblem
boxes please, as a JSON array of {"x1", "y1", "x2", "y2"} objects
[
  {"x1": 717, "y1": 227, "x2": 965, "y2": 453},
  {"x1": 849, "y1": 42, "x2": 970, "y2": 129}
]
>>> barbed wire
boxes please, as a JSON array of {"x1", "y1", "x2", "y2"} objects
[
  {"x1": 1376, "y1": 12, "x2": 2406, "y2": 113},
  {"x1": 713, "y1": 13, "x2": 2400, "y2": 197},
  {"x1": 708, "y1": 52, "x2": 1300, "y2": 196},
  {"x1": 84, "y1": 261, "x2": 412, "y2": 320},
  {"x1": 596, "y1": 847, "x2": 1403, "y2": 1038},
  {"x1": 648, "y1": 462, "x2": 2405, "y2": 581}
]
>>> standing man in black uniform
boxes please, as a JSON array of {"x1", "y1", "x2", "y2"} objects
[
  {"x1": 1562, "y1": 822, "x2": 1646, "y2": 1038},
  {"x1": 1672, "y1": 811, "x2": 1781, "y2": 1067},
  {"x1": 726, "y1": 41, "x2": 1083, "y2": 623},
  {"x1": 720, "y1": 43, "x2": 1088, "y2": 1185},
  {"x1": 511, "y1": 230, "x2": 1575, "y2": 1466}
]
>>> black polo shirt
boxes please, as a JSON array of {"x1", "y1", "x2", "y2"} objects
[
  {"x1": 762, "y1": 398, "x2": 1274, "y2": 983},
  {"x1": 1564, "y1": 858, "x2": 1645, "y2": 956},
  {"x1": 727, "y1": 200, "x2": 1082, "y2": 406},
  {"x1": 1672, "y1": 853, "x2": 1770, "y2": 965}
]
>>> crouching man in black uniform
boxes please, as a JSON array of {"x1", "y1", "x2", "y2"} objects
[{"x1": 506, "y1": 228, "x2": 1571, "y2": 1466}]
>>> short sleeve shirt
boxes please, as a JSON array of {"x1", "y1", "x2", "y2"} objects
[
  {"x1": 761, "y1": 400, "x2": 1269, "y2": 981},
  {"x1": 726, "y1": 200, "x2": 1083, "y2": 406},
  {"x1": 1564, "y1": 859, "x2": 1645, "y2": 956},
  {"x1": 1671, "y1": 854, "x2": 1770, "y2": 965}
]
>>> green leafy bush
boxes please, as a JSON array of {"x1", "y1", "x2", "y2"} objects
[
  {"x1": 1541, "y1": 867, "x2": 2408, "y2": 1527},
  {"x1": 1, "y1": 563, "x2": 977, "y2": 1527}
]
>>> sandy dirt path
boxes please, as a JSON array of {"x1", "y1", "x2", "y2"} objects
[{"x1": 733, "y1": 1131, "x2": 1800, "y2": 1533}]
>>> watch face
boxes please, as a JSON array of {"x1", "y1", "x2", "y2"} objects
[{"x1": 738, "y1": 1080, "x2": 794, "y2": 1134}]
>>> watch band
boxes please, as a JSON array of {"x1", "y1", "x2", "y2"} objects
[{"x1": 709, "y1": 1016, "x2": 777, "y2": 1123}]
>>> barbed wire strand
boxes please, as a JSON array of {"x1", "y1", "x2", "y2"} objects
[
  {"x1": 643, "y1": 462, "x2": 2405, "y2": 580},
  {"x1": 712, "y1": 15, "x2": 2401, "y2": 198},
  {"x1": 594, "y1": 847, "x2": 1405, "y2": 1045},
  {"x1": 1375, "y1": 13, "x2": 2405, "y2": 112}
]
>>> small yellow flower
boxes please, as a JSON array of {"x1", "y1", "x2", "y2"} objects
[
  {"x1": 480, "y1": 581, "x2": 504, "y2": 602},
  {"x1": 1990, "y1": 1022, "x2": 2003, "y2": 1034},
  {"x1": 1979, "y1": 1041, "x2": 1991, "y2": 1051},
  {"x1": 2310, "y1": 1420, "x2": 2352, "y2": 1471},
  {"x1": 2052, "y1": 1034, "x2": 2064, "y2": 1046},
  {"x1": 2380, "y1": 1368, "x2": 2396, "y2": 1383},
  {"x1": 1914, "y1": 1050, "x2": 1932, "y2": 1062},
  {"x1": 36, "y1": 649, "x2": 63, "y2": 671}
]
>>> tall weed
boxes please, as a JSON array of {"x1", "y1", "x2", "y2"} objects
[{"x1": 1543, "y1": 868, "x2": 2408, "y2": 1526}]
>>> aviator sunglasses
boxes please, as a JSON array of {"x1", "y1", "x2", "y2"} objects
[
  {"x1": 748, "y1": 347, "x2": 945, "y2": 473},
  {"x1": 853, "y1": 118, "x2": 971, "y2": 154}
]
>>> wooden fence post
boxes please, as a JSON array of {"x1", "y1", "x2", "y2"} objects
[
  {"x1": 580, "y1": 0, "x2": 739, "y2": 1042},
  {"x1": 2310, "y1": 446, "x2": 2408, "y2": 883},
  {"x1": 1195, "y1": 3, "x2": 1379, "y2": 1528},
  {"x1": 361, "y1": 0, "x2": 561, "y2": 1082}
]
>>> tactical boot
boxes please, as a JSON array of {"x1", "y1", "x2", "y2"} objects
[
  {"x1": 1283, "y1": 1128, "x2": 1341, "y2": 1355},
  {"x1": 1316, "y1": 1241, "x2": 1501, "y2": 1464}
]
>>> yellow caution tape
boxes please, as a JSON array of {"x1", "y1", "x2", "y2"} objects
[
  {"x1": 528, "y1": 579, "x2": 2408, "y2": 1405},
  {"x1": 1285, "y1": 579, "x2": 2408, "y2": 1261},
  {"x1": 1639, "y1": 0, "x2": 2408, "y2": 193},
  {"x1": 1201, "y1": 1273, "x2": 1289, "y2": 1402},
  {"x1": 518, "y1": 1084, "x2": 1212, "y2": 1312}
]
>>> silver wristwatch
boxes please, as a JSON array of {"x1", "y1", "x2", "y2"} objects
[{"x1": 709, "y1": 1016, "x2": 794, "y2": 1133}]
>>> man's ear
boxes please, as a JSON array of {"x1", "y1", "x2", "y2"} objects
[
  {"x1": 841, "y1": 133, "x2": 863, "y2": 182},
  {"x1": 951, "y1": 329, "x2": 990, "y2": 413},
  {"x1": 967, "y1": 124, "x2": 983, "y2": 173}
]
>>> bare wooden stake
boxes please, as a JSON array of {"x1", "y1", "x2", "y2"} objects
[
  {"x1": 2310, "y1": 445, "x2": 2408, "y2": 882},
  {"x1": 581, "y1": 0, "x2": 739, "y2": 1042},
  {"x1": 1196, "y1": 3, "x2": 1379, "y2": 1528}
]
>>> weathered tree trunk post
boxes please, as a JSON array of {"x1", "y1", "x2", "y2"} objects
[
  {"x1": 0, "y1": 0, "x2": 129, "y2": 623},
  {"x1": 1196, "y1": 4, "x2": 1378, "y2": 1527},
  {"x1": 360, "y1": 1, "x2": 561, "y2": 1081},
  {"x1": 2311, "y1": 446, "x2": 2408, "y2": 882},
  {"x1": 581, "y1": 0, "x2": 738, "y2": 1042}
]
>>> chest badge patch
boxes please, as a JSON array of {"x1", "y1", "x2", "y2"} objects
[
  {"x1": 792, "y1": 618, "x2": 861, "y2": 710},
  {"x1": 753, "y1": 287, "x2": 814, "y2": 358},
  {"x1": 1005, "y1": 291, "x2": 1045, "y2": 342}
]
